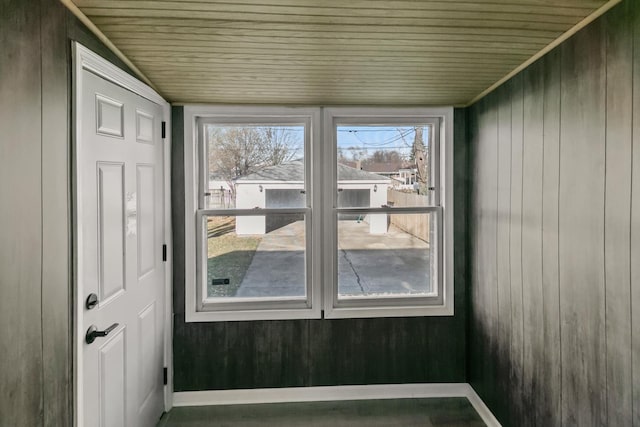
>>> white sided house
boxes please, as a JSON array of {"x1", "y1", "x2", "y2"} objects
[{"x1": 235, "y1": 160, "x2": 391, "y2": 234}]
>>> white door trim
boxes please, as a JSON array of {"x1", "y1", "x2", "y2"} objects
[
  {"x1": 72, "y1": 42, "x2": 173, "y2": 427},
  {"x1": 172, "y1": 383, "x2": 501, "y2": 427}
]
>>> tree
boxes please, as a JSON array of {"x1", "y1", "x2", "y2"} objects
[
  {"x1": 412, "y1": 127, "x2": 428, "y2": 185},
  {"x1": 261, "y1": 127, "x2": 299, "y2": 166},
  {"x1": 207, "y1": 126, "x2": 301, "y2": 183},
  {"x1": 396, "y1": 127, "x2": 429, "y2": 193},
  {"x1": 346, "y1": 145, "x2": 368, "y2": 161},
  {"x1": 362, "y1": 149, "x2": 404, "y2": 166}
]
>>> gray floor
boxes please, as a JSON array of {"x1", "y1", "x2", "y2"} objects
[
  {"x1": 236, "y1": 220, "x2": 431, "y2": 298},
  {"x1": 157, "y1": 398, "x2": 486, "y2": 427}
]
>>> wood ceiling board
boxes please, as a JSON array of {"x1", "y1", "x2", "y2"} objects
[
  {"x1": 94, "y1": 27, "x2": 557, "y2": 46},
  {"x1": 73, "y1": 1, "x2": 595, "y2": 21},
  {"x1": 92, "y1": 18, "x2": 567, "y2": 39},
  {"x1": 76, "y1": 0, "x2": 599, "y2": 15},
  {"x1": 108, "y1": 39, "x2": 544, "y2": 55},
  {"x1": 70, "y1": 11, "x2": 583, "y2": 31},
  {"x1": 70, "y1": 0, "x2": 611, "y2": 105},
  {"x1": 109, "y1": 33, "x2": 548, "y2": 49}
]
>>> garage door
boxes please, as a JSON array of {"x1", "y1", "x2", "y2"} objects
[
  {"x1": 265, "y1": 189, "x2": 305, "y2": 232},
  {"x1": 338, "y1": 189, "x2": 370, "y2": 220}
]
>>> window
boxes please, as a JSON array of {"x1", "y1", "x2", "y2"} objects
[
  {"x1": 322, "y1": 108, "x2": 452, "y2": 318},
  {"x1": 184, "y1": 106, "x2": 453, "y2": 321}
]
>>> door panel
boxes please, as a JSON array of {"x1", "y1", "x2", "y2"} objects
[
  {"x1": 138, "y1": 302, "x2": 157, "y2": 404},
  {"x1": 79, "y1": 68, "x2": 165, "y2": 427},
  {"x1": 137, "y1": 164, "x2": 156, "y2": 278},
  {"x1": 136, "y1": 109, "x2": 155, "y2": 144},
  {"x1": 96, "y1": 94, "x2": 124, "y2": 138},
  {"x1": 99, "y1": 328, "x2": 126, "y2": 427},
  {"x1": 97, "y1": 162, "x2": 126, "y2": 301}
]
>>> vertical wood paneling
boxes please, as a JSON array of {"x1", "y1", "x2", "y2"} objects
[
  {"x1": 558, "y1": 17, "x2": 607, "y2": 426},
  {"x1": 540, "y1": 47, "x2": 562, "y2": 427},
  {"x1": 174, "y1": 315, "x2": 466, "y2": 391},
  {"x1": 521, "y1": 60, "x2": 545, "y2": 427},
  {"x1": 631, "y1": 0, "x2": 640, "y2": 423},
  {"x1": 171, "y1": 106, "x2": 185, "y2": 315},
  {"x1": 41, "y1": 0, "x2": 72, "y2": 425},
  {"x1": 468, "y1": 2, "x2": 638, "y2": 425},
  {"x1": 494, "y1": 82, "x2": 512, "y2": 424},
  {"x1": 473, "y1": 94, "x2": 499, "y2": 412},
  {"x1": 468, "y1": 100, "x2": 482, "y2": 398},
  {"x1": 508, "y1": 72, "x2": 525, "y2": 426},
  {"x1": 483, "y1": 96, "x2": 500, "y2": 406},
  {"x1": 0, "y1": 0, "x2": 44, "y2": 425},
  {"x1": 453, "y1": 107, "x2": 469, "y2": 381},
  {"x1": 603, "y1": 2, "x2": 634, "y2": 425}
]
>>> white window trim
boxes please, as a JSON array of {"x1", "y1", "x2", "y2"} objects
[
  {"x1": 183, "y1": 106, "x2": 322, "y2": 322},
  {"x1": 322, "y1": 107, "x2": 454, "y2": 319},
  {"x1": 184, "y1": 106, "x2": 454, "y2": 322}
]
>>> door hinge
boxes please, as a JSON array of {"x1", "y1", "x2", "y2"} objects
[
  {"x1": 162, "y1": 244, "x2": 167, "y2": 262},
  {"x1": 161, "y1": 121, "x2": 166, "y2": 139},
  {"x1": 163, "y1": 367, "x2": 168, "y2": 385}
]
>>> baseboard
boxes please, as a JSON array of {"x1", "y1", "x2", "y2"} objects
[{"x1": 173, "y1": 383, "x2": 500, "y2": 426}]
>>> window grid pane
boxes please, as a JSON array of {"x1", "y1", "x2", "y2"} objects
[
  {"x1": 336, "y1": 211, "x2": 437, "y2": 300},
  {"x1": 201, "y1": 213, "x2": 308, "y2": 301}
]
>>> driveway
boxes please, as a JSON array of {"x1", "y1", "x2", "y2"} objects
[{"x1": 235, "y1": 219, "x2": 432, "y2": 298}]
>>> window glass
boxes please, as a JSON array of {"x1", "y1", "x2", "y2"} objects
[
  {"x1": 204, "y1": 213, "x2": 307, "y2": 300},
  {"x1": 336, "y1": 212, "x2": 437, "y2": 298},
  {"x1": 204, "y1": 125, "x2": 305, "y2": 210},
  {"x1": 336, "y1": 125, "x2": 436, "y2": 208}
]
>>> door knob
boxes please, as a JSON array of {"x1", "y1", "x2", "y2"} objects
[{"x1": 85, "y1": 323, "x2": 119, "y2": 344}]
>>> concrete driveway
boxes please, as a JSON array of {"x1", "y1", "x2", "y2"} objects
[{"x1": 235, "y1": 219, "x2": 432, "y2": 298}]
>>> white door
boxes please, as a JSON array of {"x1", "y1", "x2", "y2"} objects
[{"x1": 77, "y1": 68, "x2": 165, "y2": 427}]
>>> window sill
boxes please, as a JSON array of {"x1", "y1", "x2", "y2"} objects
[
  {"x1": 185, "y1": 306, "x2": 321, "y2": 322},
  {"x1": 324, "y1": 303, "x2": 454, "y2": 319},
  {"x1": 184, "y1": 302, "x2": 453, "y2": 322}
]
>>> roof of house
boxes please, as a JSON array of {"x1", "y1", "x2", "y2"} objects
[
  {"x1": 361, "y1": 162, "x2": 415, "y2": 174},
  {"x1": 237, "y1": 160, "x2": 390, "y2": 182}
]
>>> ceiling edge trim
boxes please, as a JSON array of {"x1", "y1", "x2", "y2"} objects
[
  {"x1": 465, "y1": 0, "x2": 622, "y2": 107},
  {"x1": 60, "y1": 0, "x2": 160, "y2": 94}
]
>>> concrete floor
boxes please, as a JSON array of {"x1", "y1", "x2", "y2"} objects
[
  {"x1": 235, "y1": 220, "x2": 432, "y2": 298},
  {"x1": 157, "y1": 398, "x2": 486, "y2": 427}
]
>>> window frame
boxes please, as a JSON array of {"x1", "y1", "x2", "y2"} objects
[
  {"x1": 184, "y1": 106, "x2": 453, "y2": 322},
  {"x1": 184, "y1": 106, "x2": 322, "y2": 322},
  {"x1": 322, "y1": 107, "x2": 454, "y2": 319}
]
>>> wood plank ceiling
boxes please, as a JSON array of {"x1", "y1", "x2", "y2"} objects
[{"x1": 72, "y1": 0, "x2": 609, "y2": 105}]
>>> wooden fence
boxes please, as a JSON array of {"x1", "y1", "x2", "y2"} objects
[{"x1": 387, "y1": 189, "x2": 430, "y2": 243}]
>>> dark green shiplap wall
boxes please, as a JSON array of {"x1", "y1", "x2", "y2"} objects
[
  {"x1": 467, "y1": 1, "x2": 640, "y2": 425},
  {"x1": 171, "y1": 108, "x2": 470, "y2": 391}
]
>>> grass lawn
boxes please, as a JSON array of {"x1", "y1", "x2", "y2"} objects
[{"x1": 207, "y1": 216, "x2": 261, "y2": 297}]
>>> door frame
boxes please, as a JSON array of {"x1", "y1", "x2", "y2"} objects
[{"x1": 72, "y1": 42, "x2": 173, "y2": 426}]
